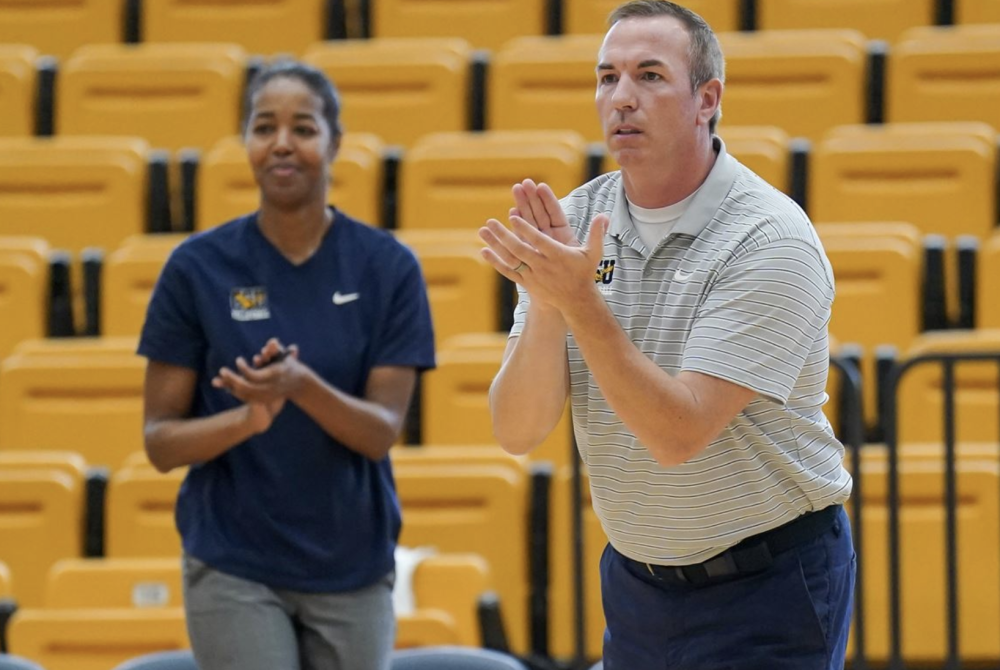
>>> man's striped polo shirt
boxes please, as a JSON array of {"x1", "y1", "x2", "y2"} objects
[{"x1": 510, "y1": 137, "x2": 852, "y2": 565}]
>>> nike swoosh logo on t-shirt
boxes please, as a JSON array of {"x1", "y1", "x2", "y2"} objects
[{"x1": 332, "y1": 291, "x2": 360, "y2": 305}]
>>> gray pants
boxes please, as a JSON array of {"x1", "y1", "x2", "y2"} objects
[{"x1": 182, "y1": 555, "x2": 395, "y2": 670}]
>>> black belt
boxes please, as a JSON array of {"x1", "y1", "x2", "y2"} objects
[{"x1": 627, "y1": 505, "x2": 841, "y2": 588}]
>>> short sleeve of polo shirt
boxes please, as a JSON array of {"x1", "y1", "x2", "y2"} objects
[
  {"x1": 372, "y1": 245, "x2": 435, "y2": 371},
  {"x1": 683, "y1": 239, "x2": 833, "y2": 404},
  {"x1": 137, "y1": 248, "x2": 207, "y2": 370}
]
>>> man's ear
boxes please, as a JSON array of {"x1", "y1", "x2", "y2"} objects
[{"x1": 698, "y1": 79, "x2": 723, "y2": 126}]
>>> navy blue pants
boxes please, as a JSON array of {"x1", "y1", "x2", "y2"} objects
[{"x1": 600, "y1": 507, "x2": 856, "y2": 670}]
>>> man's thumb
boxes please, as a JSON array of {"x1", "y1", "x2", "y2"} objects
[{"x1": 586, "y1": 214, "x2": 609, "y2": 255}]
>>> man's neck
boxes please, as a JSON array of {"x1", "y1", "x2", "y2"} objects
[{"x1": 621, "y1": 137, "x2": 718, "y2": 208}]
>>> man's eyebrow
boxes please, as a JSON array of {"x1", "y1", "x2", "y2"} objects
[{"x1": 596, "y1": 59, "x2": 667, "y2": 71}]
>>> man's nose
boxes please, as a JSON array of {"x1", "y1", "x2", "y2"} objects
[{"x1": 612, "y1": 75, "x2": 637, "y2": 110}]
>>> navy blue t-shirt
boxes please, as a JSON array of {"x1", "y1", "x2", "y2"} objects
[{"x1": 138, "y1": 210, "x2": 435, "y2": 592}]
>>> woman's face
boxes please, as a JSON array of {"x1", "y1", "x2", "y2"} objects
[{"x1": 245, "y1": 76, "x2": 339, "y2": 210}]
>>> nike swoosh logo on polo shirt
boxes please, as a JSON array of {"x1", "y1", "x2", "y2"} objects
[
  {"x1": 673, "y1": 270, "x2": 694, "y2": 283},
  {"x1": 332, "y1": 291, "x2": 360, "y2": 305}
]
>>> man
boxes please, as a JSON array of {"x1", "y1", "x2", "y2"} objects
[{"x1": 478, "y1": 2, "x2": 855, "y2": 668}]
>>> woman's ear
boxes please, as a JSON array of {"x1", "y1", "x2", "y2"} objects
[{"x1": 327, "y1": 132, "x2": 342, "y2": 162}]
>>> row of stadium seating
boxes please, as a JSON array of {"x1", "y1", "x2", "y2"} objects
[
  {"x1": 0, "y1": 233, "x2": 926, "y2": 399},
  {"x1": 2, "y1": 0, "x2": 1000, "y2": 58},
  {"x1": 0, "y1": 335, "x2": 573, "y2": 469},
  {"x1": 0, "y1": 447, "x2": 539, "y2": 657},
  {"x1": 0, "y1": 121, "x2": 995, "y2": 246},
  {"x1": 2, "y1": 121, "x2": 997, "y2": 343},
  {"x1": 0, "y1": 433, "x2": 997, "y2": 665},
  {"x1": 4, "y1": 225, "x2": 1000, "y2": 438},
  {"x1": 3, "y1": 323, "x2": 1000, "y2": 487},
  {"x1": 3, "y1": 25, "x2": 1000, "y2": 147}
]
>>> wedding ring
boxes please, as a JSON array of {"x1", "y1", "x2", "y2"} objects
[{"x1": 512, "y1": 261, "x2": 528, "y2": 273}]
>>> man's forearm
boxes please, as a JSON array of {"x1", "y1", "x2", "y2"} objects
[
  {"x1": 561, "y1": 287, "x2": 738, "y2": 466},
  {"x1": 490, "y1": 302, "x2": 571, "y2": 454}
]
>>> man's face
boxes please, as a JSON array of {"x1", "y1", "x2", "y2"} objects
[{"x1": 596, "y1": 16, "x2": 707, "y2": 169}]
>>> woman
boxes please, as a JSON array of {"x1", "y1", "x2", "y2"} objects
[{"x1": 138, "y1": 60, "x2": 435, "y2": 670}]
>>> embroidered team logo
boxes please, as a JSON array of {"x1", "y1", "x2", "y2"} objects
[
  {"x1": 230, "y1": 287, "x2": 271, "y2": 321},
  {"x1": 594, "y1": 259, "x2": 615, "y2": 294}
]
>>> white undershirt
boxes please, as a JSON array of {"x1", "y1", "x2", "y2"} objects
[{"x1": 627, "y1": 187, "x2": 699, "y2": 252}]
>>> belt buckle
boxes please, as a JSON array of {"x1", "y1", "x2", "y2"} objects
[
  {"x1": 643, "y1": 562, "x2": 688, "y2": 584},
  {"x1": 703, "y1": 551, "x2": 739, "y2": 580}
]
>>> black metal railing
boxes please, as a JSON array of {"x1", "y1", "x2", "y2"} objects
[{"x1": 881, "y1": 351, "x2": 1000, "y2": 670}]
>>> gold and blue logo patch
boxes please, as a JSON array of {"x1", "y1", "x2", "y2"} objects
[
  {"x1": 230, "y1": 286, "x2": 271, "y2": 321},
  {"x1": 595, "y1": 259, "x2": 615, "y2": 293}
]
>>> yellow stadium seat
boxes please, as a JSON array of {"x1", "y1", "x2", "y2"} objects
[
  {"x1": 303, "y1": 39, "x2": 472, "y2": 149},
  {"x1": 0, "y1": 451, "x2": 88, "y2": 485},
  {"x1": 0, "y1": 0, "x2": 121, "y2": 61},
  {"x1": 895, "y1": 330, "x2": 1000, "y2": 444},
  {"x1": 816, "y1": 221, "x2": 926, "y2": 247},
  {"x1": 392, "y1": 458, "x2": 531, "y2": 653},
  {"x1": 488, "y1": 35, "x2": 604, "y2": 142},
  {"x1": 140, "y1": 0, "x2": 327, "y2": 56},
  {"x1": 888, "y1": 25, "x2": 1000, "y2": 130},
  {"x1": 399, "y1": 130, "x2": 588, "y2": 230},
  {"x1": 849, "y1": 459, "x2": 1000, "y2": 663},
  {"x1": 0, "y1": 469, "x2": 83, "y2": 607},
  {"x1": 58, "y1": 44, "x2": 246, "y2": 152},
  {"x1": 105, "y1": 466, "x2": 184, "y2": 559},
  {"x1": 859, "y1": 440, "x2": 1000, "y2": 466},
  {"x1": 810, "y1": 122, "x2": 998, "y2": 241},
  {"x1": 757, "y1": 0, "x2": 935, "y2": 42},
  {"x1": 45, "y1": 558, "x2": 182, "y2": 609},
  {"x1": 0, "y1": 236, "x2": 48, "y2": 361},
  {"x1": 0, "y1": 560, "x2": 10, "y2": 598},
  {"x1": 410, "y1": 554, "x2": 492, "y2": 647},
  {"x1": 717, "y1": 29, "x2": 868, "y2": 143},
  {"x1": 824, "y1": 335, "x2": 846, "y2": 434},
  {"x1": 0, "y1": 137, "x2": 150, "y2": 257},
  {"x1": 548, "y1": 466, "x2": 606, "y2": 661},
  {"x1": 0, "y1": 337, "x2": 146, "y2": 468},
  {"x1": 0, "y1": 45, "x2": 37, "y2": 138},
  {"x1": 7, "y1": 608, "x2": 189, "y2": 670},
  {"x1": 196, "y1": 133, "x2": 385, "y2": 230},
  {"x1": 563, "y1": 0, "x2": 741, "y2": 34},
  {"x1": 420, "y1": 334, "x2": 575, "y2": 468},
  {"x1": 371, "y1": 0, "x2": 546, "y2": 51},
  {"x1": 391, "y1": 444, "x2": 527, "y2": 469},
  {"x1": 816, "y1": 224, "x2": 924, "y2": 427},
  {"x1": 101, "y1": 234, "x2": 188, "y2": 337},
  {"x1": 977, "y1": 231, "x2": 1000, "y2": 329},
  {"x1": 956, "y1": 0, "x2": 1000, "y2": 23},
  {"x1": 718, "y1": 125, "x2": 791, "y2": 192},
  {"x1": 119, "y1": 451, "x2": 158, "y2": 472},
  {"x1": 395, "y1": 611, "x2": 461, "y2": 649},
  {"x1": 392, "y1": 231, "x2": 497, "y2": 347}
]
